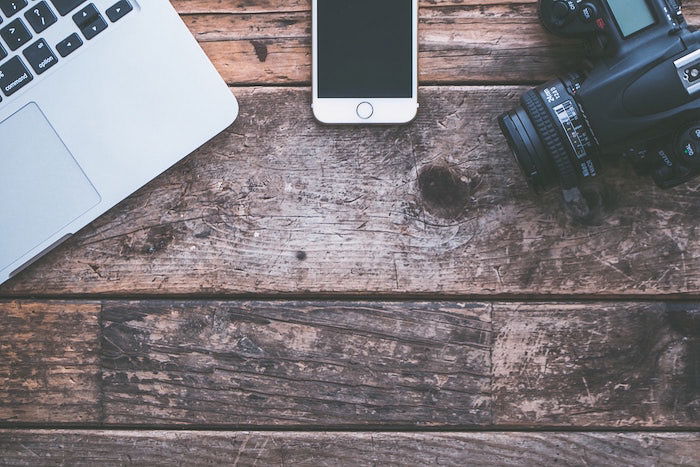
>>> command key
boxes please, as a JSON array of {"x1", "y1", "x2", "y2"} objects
[{"x1": 0, "y1": 56, "x2": 33, "y2": 97}]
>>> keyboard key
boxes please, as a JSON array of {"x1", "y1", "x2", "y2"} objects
[
  {"x1": 79, "y1": 16, "x2": 107, "y2": 40},
  {"x1": 0, "y1": 43, "x2": 6, "y2": 61},
  {"x1": 0, "y1": 18, "x2": 32, "y2": 51},
  {"x1": 0, "y1": 0, "x2": 28, "y2": 18},
  {"x1": 72, "y1": 3, "x2": 97, "y2": 27},
  {"x1": 23, "y1": 39, "x2": 57, "y2": 74},
  {"x1": 73, "y1": 4, "x2": 106, "y2": 40},
  {"x1": 0, "y1": 56, "x2": 33, "y2": 96},
  {"x1": 24, "y1": 1, "x2": 57, "y2": 33},
  {"x1": 106, "y1": 0, "x2": 131, "y2": 22},
  {"x1": 56, "y1": 32, "x2": 82, "y2": 57},
  {"x1": 49, "y1": 0, "x2": 85, "y2": 16}
]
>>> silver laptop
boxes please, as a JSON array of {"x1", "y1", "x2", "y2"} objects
[{"x1": 0, "y1": 0, "x2": 238, "y2": 285}]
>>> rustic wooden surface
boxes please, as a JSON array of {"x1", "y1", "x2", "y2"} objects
[
  {"x1": 1, "y1": 430, "x2": 698, "y2": 466},
  {"x1": 1, "y1": 0, "x2": 699, "y2": 464},
  {"x1": 1, "y1": 300, "x2": 697, "y2": 429},
  {"x1": 170, "y1": 0, "x2": 700, "y2": 86},
  {"x1": 4, "y1": 87, "x2": 700, "y2": 297}
]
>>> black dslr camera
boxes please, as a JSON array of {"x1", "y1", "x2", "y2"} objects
[{"x1": 499, "y1": 0, "x2": 700, "y2": 216}]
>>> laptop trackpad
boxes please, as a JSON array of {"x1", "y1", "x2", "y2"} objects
[{"x1": 0, "y1": 103, "x2": 101, "y2": 272}]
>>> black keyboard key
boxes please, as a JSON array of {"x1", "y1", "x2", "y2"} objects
[
  {"x1": 0, "y1": 56, "x2": 33, "y2": 96},
  {"x1": 72, "y1": 3, "x2": 97, "y2": 27},
  {"x1": 0, "y1": 18, "x2": 32, "y2": 51},
  {"x1": 49, "y1": 0, "x2": 85, "y2": 16},
  {"x1": 56, "y1": 32, "x2": 82, "y2": 57},
  {"x1": 80, "y1": 15, "x2": 106, "y2": 40},
  {"x1": 24, "y1": 1, "x2": 57, "y2": 33},
  {"x1": 73, "y1": 4, "x2": 106, "y2": 41},
  {"x1": 23, "y1": 39, "x2": 57, "y2": 75},
  {"x1": 0, "y1": 0, "x2": 28, "y2": 18},
  {"x1": 106, "y1": 0, "x2": 131, "y2": 22},
  {"x1": 0, "y1": 43, "x2": 6, "y2": 61}
]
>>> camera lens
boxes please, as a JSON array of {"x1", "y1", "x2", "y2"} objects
[
  {"x1": 499, "y1": 106, "x2": 559, "y2": 192},
  {"x1": 499, "y1": 77, "x2": 600, "y2": 193}
]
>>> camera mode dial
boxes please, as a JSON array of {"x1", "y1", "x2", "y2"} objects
[
  {"x1": 676, "y1": 125, "x2": 700, "y2": 169},
  {"x1": 551, "y1": 1, "x2": 571, "y2": 22},
  {"x1": 540, "y1": 0, "x2": 601, "y2": 37},
  {"x1": 645, "y1": 122, "x2": 700, "y2": 189}
]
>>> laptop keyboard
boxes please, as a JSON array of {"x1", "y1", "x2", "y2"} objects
[{"x1": 0, "y1": 0, "x2": 133, "y2": 102}]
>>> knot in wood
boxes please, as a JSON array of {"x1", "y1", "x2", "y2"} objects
[{"x1": 418, "y1": 165, "x2": 474, "y2": 219}]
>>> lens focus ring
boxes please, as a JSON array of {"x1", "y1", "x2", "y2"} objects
[{"x1": 521, "y1": 90, "x2": 578, "y2": 189}]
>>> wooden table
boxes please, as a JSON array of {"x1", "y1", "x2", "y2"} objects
[{"x1": 1, "y1": 0, "x2": 699, "y2": 464}]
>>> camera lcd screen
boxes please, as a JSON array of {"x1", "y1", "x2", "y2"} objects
[
  {"x1": 607, "y1": 0, "x2": 656, "y2": 37},
  {"x1": 317, "y1": 0, "x2": 413, "y2": 98}
]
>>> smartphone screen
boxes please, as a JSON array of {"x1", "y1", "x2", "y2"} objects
[{"x1": 317, "y1": 0, "x2": 413, "y2": 98}]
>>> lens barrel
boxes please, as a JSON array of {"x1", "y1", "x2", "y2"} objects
[
  {"x1": 499, "y1": 76, "x2": 600, "y2": 193},
  {"x1": 499, "y1": 106, "x2": 559, "y2": 192}
]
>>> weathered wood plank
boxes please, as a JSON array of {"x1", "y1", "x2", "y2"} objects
[
  {"x1": 494, "y1": 302, "x2": 700, "y2": 427},
  {"x1": 0, "y1": 302, "x2": 101, "y2": 424},
  {"x1": 172, "y1": 0, "x2": 310, "y2": 14},
  {"x1": 184, "y1": 2, "x2": 580, "y2": 85},
  {"x1": 1, "y1": 430, "x2": 698, "y2": 466},
  {"x1": 3, "y1": 300, "x2": 696, "y2": 427},
  {"x1": 99, "y1": 300, "x2": 492, "y2": 426},
  {"x1": 2, "y1": 87, "x2": 700, "y2": 297},
  {"x1": 171, "y1": 0, "x2": 700, "y2": 85},
  {"x1": 171, "y1": 0, "x2": 511, "y2": 14}
]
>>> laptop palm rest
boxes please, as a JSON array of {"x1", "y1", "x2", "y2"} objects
[{"x1": 0, "y1": 103, "x2": 101, "y2": 272}]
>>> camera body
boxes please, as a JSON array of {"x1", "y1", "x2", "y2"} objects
[{"x1": 500, "y1": 0, "x2": 700, "y2": 201}]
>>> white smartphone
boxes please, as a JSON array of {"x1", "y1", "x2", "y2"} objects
[{"x1": 312, "y1": 0, "x2": 419, "y2": 124}]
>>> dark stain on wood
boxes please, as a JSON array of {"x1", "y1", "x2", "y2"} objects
[
  {"x1": 574, "y1": 181, "x2": 620, "y2": 226},
  {"x1": 141, "y1": 225, "x2": 176, "y2": 255},
  {"x1": 251, "y1": 40, "x2": 268, "y2": 62},
  {"x1": 418, "y1": 165, "x2": 475, "y2": 219},
  {"x1": 194, "y1": 229, "x2": 211, "y2": 239},
  {"x1": 665, "y1": 304, "x2": 700, "y2": 337},
  {"x1": 295, "y1": 250, "x2": 307, "y2": 261},
  {"x1": 664, "y1": 303, "x2": 700, "y2": 419}
]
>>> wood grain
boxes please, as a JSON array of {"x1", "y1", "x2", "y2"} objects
[
  {"x1": 493, "y1": 302, "x2": 700, "y2": 427},
  {"x1": 169, "y1": 0, "x2": 700, "y2": 85},
  {"x1": 1, "y1": 430, "x2": 698, "y2": 466},
  {"x1": 99, "y1": 300, "x2": 492, "y2": 426},
  {"x1": 0, "y1": 302, "x2": 101, "y2": 424},
  {"x1": 2, "y1": 0, "x2": 698, "y2": 457},
  {"x1": 2, "y1": 87, "x2": 700, "y2": 297},
  {"x1": 2, "y1": 300, "x2": 697, "y2": 428}
]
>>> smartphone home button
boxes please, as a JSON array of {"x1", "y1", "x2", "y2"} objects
[{"x1": 356, "y1": 102, "x2": 374, "y2": 119}]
